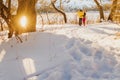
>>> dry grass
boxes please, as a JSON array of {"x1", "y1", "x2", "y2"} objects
[
  {"x1": 37, "y1": 12, "x2": 108, "y2": 25},
  {"x1": 114, "y1": 32, "x2": 120, "y2": 40}
]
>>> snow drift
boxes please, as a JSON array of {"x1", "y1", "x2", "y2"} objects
[{"x1": 0, "y1": 22, "x2": 120, "y2": 80}]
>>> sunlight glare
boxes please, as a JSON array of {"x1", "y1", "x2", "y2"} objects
[
  {"x1": 20, "y1": 16, "x2": 27, "y2": 27},
  {"x1": 23, "y1": 58, "x2": 36, "y2": 75},
  {"x1": 22, "y1": 58, "x2": 37, "y2": 79},
  {"x1": 0, "y1": 49, "x2": 6, "y2": 62}
]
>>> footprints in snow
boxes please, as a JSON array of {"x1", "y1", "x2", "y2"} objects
[
  {"x1": 65, "y1": 38, "x2": 117, "y2": 66},
  {"x1": 64, "y1": 38, "x2": 118, "y2": 79},
  {"x1": 65, "y1": 38, "x2": 93, "y2": 62}
]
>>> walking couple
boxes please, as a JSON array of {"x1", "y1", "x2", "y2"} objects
[{"x1": 77, "y1": 9, "x2": 86, "y2": 26}]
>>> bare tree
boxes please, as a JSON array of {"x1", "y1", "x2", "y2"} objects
[
  {"x1": 108, "y1": 0, "x2": 118, "y2": 21},
  {"x1": 51, "y1": 0, "x2": 67, "y2": 23},
  {"x1": 94, "y1": 0, "x2": 105, "y2": 21},
  {"x1": 0, "y1": 0, "x2": 37, "y2": 38},
  {"x1": 0, "y1": 0, "x2": 14, "y2": 38}
]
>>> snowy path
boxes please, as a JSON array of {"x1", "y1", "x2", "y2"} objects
[{"x1": 0, "y1": 23, "x2": 120, "y2": 80}]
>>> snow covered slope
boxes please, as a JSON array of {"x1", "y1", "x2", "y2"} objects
[{"x1": 0, "y1": 22, "x2": 120, "y2": 80}]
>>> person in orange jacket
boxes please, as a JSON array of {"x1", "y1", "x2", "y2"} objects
[{"x1": 77, "y1": 9, "x2": 84, "y2": 26}]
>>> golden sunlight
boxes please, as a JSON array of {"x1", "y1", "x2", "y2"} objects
[
  {"x1": 20, "y1": 16, "x2": 27, "y2": 27},
  {"x1": 0, "y1": 49, "x2": 6, "y2": 62},
  {"x1": 23, "y1": 58, "x2": 36, "y2": 75}
]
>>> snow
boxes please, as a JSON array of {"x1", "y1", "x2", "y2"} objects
[{"x1": 0, "y1": 22, "x2": 120, "y2": 80}]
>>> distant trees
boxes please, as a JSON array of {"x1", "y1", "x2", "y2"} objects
[
  {"x1": 37, "y1": 0, "x2": 52, "y2": 12},
  {"x1": 0, "y1": 0, "x2": 119, "y2": 38},
  {"x1": 51, "y1": 0, "x2": 67, "y2": 23}
]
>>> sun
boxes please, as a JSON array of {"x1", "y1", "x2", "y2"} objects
[{"x1": 20, "y1": 16, "x2": 27, "y2": 27}]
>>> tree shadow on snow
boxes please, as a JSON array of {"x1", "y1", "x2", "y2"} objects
[
  {"x1": 89, "y1": 27, "x2": 114, "y2": 35},
  {"x1": 0, "y1": 32, "x2": 71, "y2": 80},
  {"x1": 98, "y1": 27, "x2": 120, "y2": 32}
]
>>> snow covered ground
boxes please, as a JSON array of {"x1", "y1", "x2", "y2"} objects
[{"x1": 0, "y1": 22, "x2": 120, "y2": 80}]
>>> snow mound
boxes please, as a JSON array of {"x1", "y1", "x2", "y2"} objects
[{"x1": 0, "y1": 23, "x2": 120, "y2": 80}]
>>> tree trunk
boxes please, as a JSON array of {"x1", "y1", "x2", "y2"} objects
[
  {"x1": 0, "y1": 19, "x2": 4, "y2": 31},
  {"x1": 0, "y1": 24, "x2": 4, "y2": 31},
  {"x1": 0, "y1": 0, "x2": 37, "y2": 38},
  {"x1": 51, "y1": 1, "x2": 67, "y2": 23},
  {"x1": 108, "y1": 0, "x2": 118, "y2": 21},
  {"x1": 0, "y1": 0, "x2": 13, "y2": 38},
  {"x1": 17, "y1": 0, "x2": 37, "y2": 33},
  {"x1": 94, "y1": 0, "x2": 104, "y2": 21}
]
